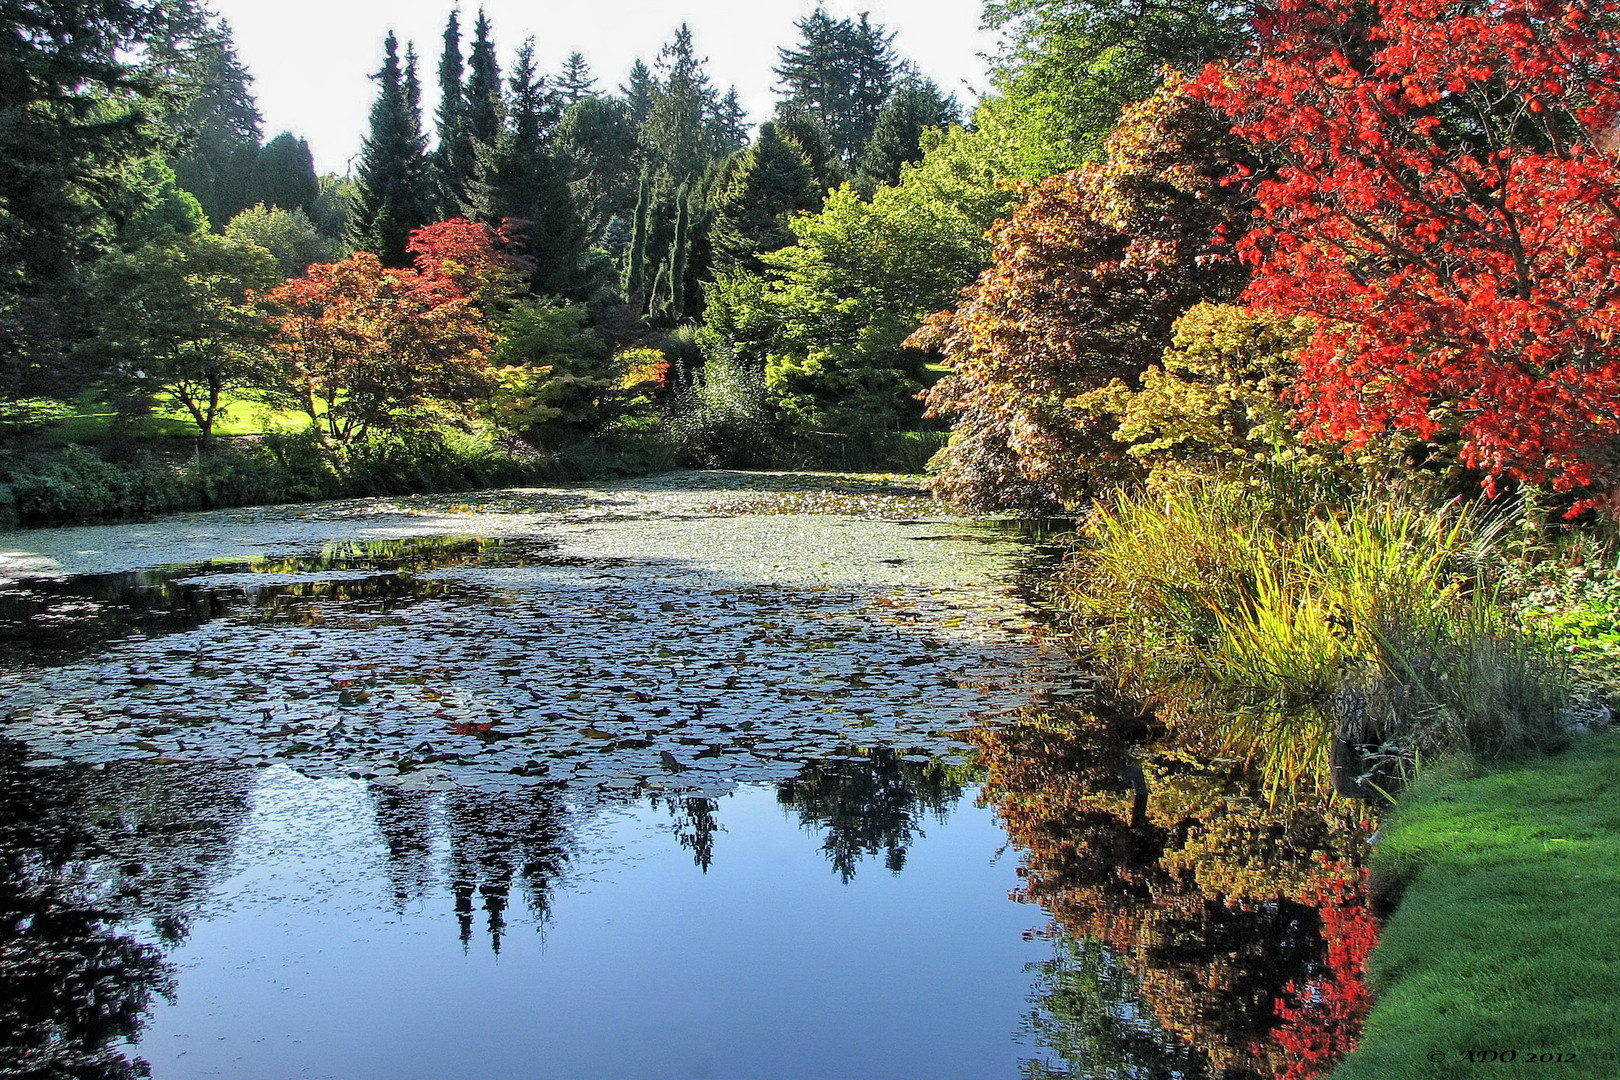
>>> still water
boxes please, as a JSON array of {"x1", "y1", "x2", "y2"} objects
[{"x1": 0, "y1": 473, "x2": 1367, "y2": 1080}]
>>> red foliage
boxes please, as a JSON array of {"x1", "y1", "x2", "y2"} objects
[
  {"x1": 1268, "y1": 866, "x2": 1379, "y2": 1079},
  {"x1": 262, "y1": 252, "x2": 493, "y2": 444},
  {"x1": 406, "y1": 217, "x2": 530, "y2": 304},
  {"x1": 1194, "y1": 0, "x2": 1620, "y2": 506}
]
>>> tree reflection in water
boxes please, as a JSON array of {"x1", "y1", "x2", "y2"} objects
[
  {"x1": 665, "y1": 795, "x2": 723, "y2": 872},
  {"x1": 777, "y1": 747, "x2": 966, "y2": 881},
  {"x1": 369, "y1": 782, "x2": 574, "y2": 953},
  {"x1": 974, "y1": 700, "x2": 1375, "y2": 1080},
  {"x1": 0, "y1": 742, "x2": 253, "y2": 1079}
]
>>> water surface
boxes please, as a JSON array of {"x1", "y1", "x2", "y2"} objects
[{"x1": 0, "y1": 472, "x2": 1369, "y2": 1080}]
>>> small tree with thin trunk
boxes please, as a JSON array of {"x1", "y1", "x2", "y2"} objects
[{"x1": 87, "y1": 232, "x2": 281, "y2": 446}]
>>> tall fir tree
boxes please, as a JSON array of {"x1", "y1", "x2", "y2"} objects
[
  {"x1": 774, "y1": 9, "x2": 899, "y2": 164},
  {"x1": 350, "y1": 32, "x2": 429, "y2": 267},
  {"x1": 464, "y1": 9, "x2": 504, "y2": 157},
  {"x1": 621, "y1": 61, "x2": 656, "y2": 125},
  {"x1": 643, "y1": 25, "x2": 718, "y2": 188},
  {"x1": 168, "y1": 17, "x2": 263, "y2": 228},
  {"x1": 844, "y1": 14, "x2": 899, "y2": 156},
  {"x1": 470, "y1": 40, "x2": 586, "y2": 297},
  {"x1": 709, "y1": 121, "x2": 818, "y2": 273},
  {"x1": 855, "y1": 76, "x2": 959, "y2": 188},
  {"x1": 558, "y1": 52, "x2": 597, "y2": 105},
  {"x1": 431, "y1": 10, "x2": 475, "y2": 218},
  {"x1": 774, "y1": 9, "x2": 848, "y2": 146},
  {"x1": 708, "y1": 88, "x2": 749, "y2": 157}
]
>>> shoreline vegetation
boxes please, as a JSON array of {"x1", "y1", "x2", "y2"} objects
[
  {"x1": 1338, "y1": 734, "x2": 1620, "y2": 1080},
  {"x1": 7, "y1": 0, "x2": 1620, "y2": 1074}
]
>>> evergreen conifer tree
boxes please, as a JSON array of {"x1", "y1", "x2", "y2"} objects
[
  {"x1": 775, "y1": 110, "x2": 844, "y2": 200},
  {"x1": 844, "y1": 14, "x2": 899, "y2": 155},
  {"x1": 708, "y1": 88, "x2": 749, "y2": 156},
  {"x1": 774, "y1": 9, "x2": 848, "y2": 144},
  {"x1": 774, "y1": 9, "x2": 899, "y2": 164},
  {"x1": 464, "y1": 9, "x2": 504, "y2": 162},
  {"x1": 666, "y1": 183, "x2": 691, "y2": 320},
  {"x1": 709, "y1": 122, "x2": 818, "y2": 273},
  {"x1": 623, "y1": 169, "x2": 652, "y2": 299},
  {"x1": 350, "y1": 32, "x2": 430, "y2": 266},
  {"x1": 855, "y1": 77, "x2": 959, "y2": 188},
  {"x1": 169, "y1": 18, "x2": 263, "y2": 227},
  {"x1": 621, "y1": 61, "x2": 656, "y2": 125},
  {"x1": 470, "y1": 40, "x2": 586, "y2": 297},
  {"x1": 246, "y1": 132, "x2": 319, "y2": 213},
  {"x1": 556, "y1": 96, "x2": 640, "y2": 238},
  {"x1": 431, "y1": 10, "x2": 475, "y2": 218},
  {"x1": 558, "y1": 53, "x2": 597, "y2": 105},
  {"x1": 643, "y1": 25, "x2": 718, "y2": 188}
]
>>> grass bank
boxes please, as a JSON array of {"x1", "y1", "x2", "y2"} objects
[{"x1": 1334, "y1": 732, "x2": 1620, "y2": 1079}]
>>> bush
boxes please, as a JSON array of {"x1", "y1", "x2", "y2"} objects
[{"x1": 665, "y1": 356, "x2": 778, "y2": 468}]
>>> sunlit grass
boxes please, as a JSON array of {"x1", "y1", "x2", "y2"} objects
[
  {"x1": 1335, "y1": 733, "x2": 1620, "y2": 1079},
  {"x1": 18, "y1": 390, "x2": 315, "y2": 446}
]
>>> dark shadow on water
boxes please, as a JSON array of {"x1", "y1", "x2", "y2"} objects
[
  {"x1": 0, "y1": 741, "x2": 258, "y2": 1078},
  {"x1": 0, "y1": 536, "x2": 565, "y2": 668}
]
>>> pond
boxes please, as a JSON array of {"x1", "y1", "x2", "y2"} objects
[{"x1": 0, "y1": 472, "x2": 1369, "y2": 1080}]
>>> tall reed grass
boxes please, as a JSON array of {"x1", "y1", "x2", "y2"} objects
[{"x1": 1061, "y1": 473, "x2": 1569, "y2": 798}]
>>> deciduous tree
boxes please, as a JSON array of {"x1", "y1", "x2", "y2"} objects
[
  {"x1": 86, "y1": 232, "x2": 281, "y2": 444},
  {"x1": 261, "y1": 251, "x2": 492, "y2": 446},
  {"x1": 1193, "y1": 0, "x2": 1620, "y2": 510},
  {"x1": 914, "y1": 77, "x2": 1253, "y2": 508}
]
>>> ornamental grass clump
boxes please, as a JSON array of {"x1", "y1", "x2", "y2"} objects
[{"x1": 1061, "y1": 477, "x2": 1570, "y2": 797}]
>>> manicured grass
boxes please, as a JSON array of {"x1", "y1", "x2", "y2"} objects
[
  {"x1": 1334, "y1": 732, "x2": 1620, "y2": 1079},
  {"x1": 34, "y1": 391, "x2": 313, "y2": 445}
]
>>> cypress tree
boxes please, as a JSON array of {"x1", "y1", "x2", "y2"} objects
[
  {"x1": 351, "y1": 32, "x2": 429, "y2": 266},
  {"x1": 649, "y1": 258, "x2": 670, "y2": 318},
  {"x1": 666, "y1": 183, "x2": 691, "y2": 321},
  {"x1": 432, "y1": 10, "x2": 475, "y2": 218},
  {"x1": 623, "y1": 169, "x2": 652, "y2": 299}
]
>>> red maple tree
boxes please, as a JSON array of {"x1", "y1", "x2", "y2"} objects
[
  {"x1": 1194, "y1": 0, "x2": 1620, "y2": 508},
  {"x1": 406, "y1": 217, "x2": 530, "y2": 308}
]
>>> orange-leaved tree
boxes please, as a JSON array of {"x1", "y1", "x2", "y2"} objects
[
  {"x1": 1193, "y1": 0, "x2": 1620, "y2": 511},
  {"x1": 911, "y1": 75, "x2": 1254, "y2": 510},
  {"x1": 261, "y1": 251, "x2": 493, "y2": 447}
]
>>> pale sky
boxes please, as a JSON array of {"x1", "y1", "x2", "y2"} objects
[{"x1": 205, "y1": 0, "x2": 1000, "y2": 175}]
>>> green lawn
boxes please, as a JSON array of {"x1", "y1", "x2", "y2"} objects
[
  {"x1": 1334, "y1": 732, "x2": 1620, "y2": 1079},
  {"x1": 29, "y1": 391, "x2": 313, "y2": 445}
]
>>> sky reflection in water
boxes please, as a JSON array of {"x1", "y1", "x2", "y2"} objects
[{"x1": 0, "y1": 478, "x2": 1370, "y2": 1080}]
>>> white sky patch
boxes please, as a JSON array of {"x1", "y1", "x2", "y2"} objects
[{"x1": 205, "y1": 0, "x2": 999, "y2": 175}]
